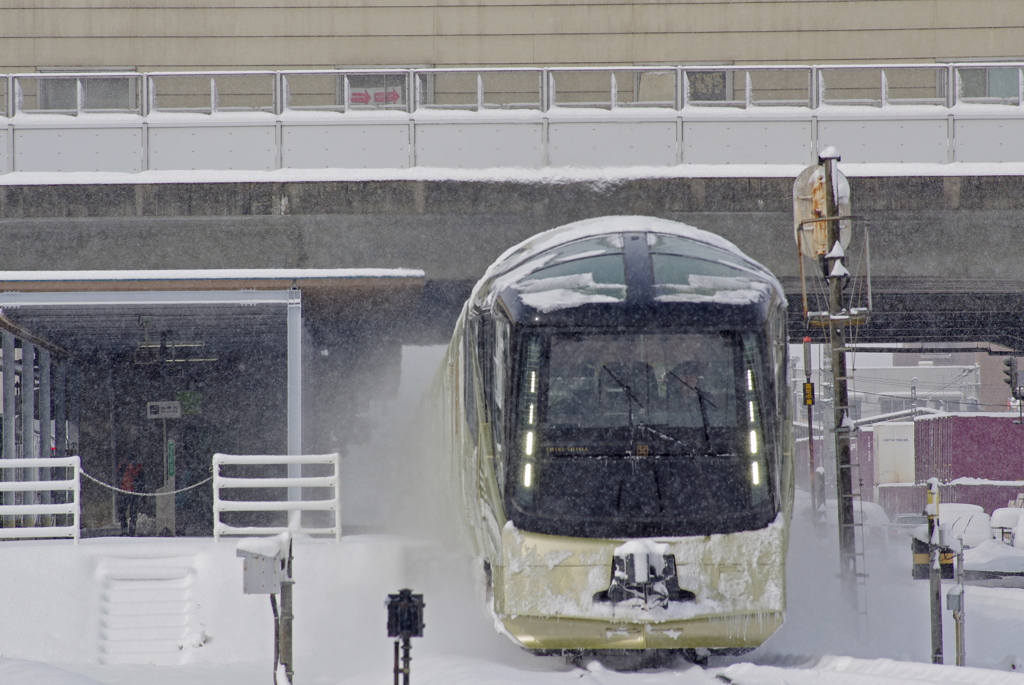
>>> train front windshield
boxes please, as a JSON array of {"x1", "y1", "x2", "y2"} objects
[{"x1": 508, "y1": 330, "x2": 776, "y2": 538}]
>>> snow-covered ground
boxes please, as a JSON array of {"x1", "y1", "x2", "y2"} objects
[{"x1": 3, "y1": 345, "x2": 1024, "y2": 685}]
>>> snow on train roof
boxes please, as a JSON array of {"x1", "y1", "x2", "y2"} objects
[
  {"x1": 473, "y1": 216, "x2": 782, "y2": 312},
  {"x1": 486, "y1": 216, "x2": 753, "y2": 279}
]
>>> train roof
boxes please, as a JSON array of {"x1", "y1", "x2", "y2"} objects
[{"x1": 471, "y1": 216, "x2": 784, "y2": 326}]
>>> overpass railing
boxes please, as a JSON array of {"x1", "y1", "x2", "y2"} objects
[
  {"x1": 0, "y1": 456, "x2": 81, "y2": 542},
  {"x1": 4, "y1": 63, "x2": 1024, "y2": 171},
  {"x1": 7, "y1": 63, "x2": 1024, "y2": 116},
  {"x1": 212, "y1": 453, "x2": 341, "y2": 542}
]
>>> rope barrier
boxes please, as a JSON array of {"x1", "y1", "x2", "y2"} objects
[{"x1": 80, "y1": 469, "x2": 212, "y2": 497}]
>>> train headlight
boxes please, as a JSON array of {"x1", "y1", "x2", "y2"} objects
[
  {"x1": 523, "y1": 462, "x2": 533, "y2": 488},
  {"x1": 751, "y1": 460, "x2": 761, "y2": 485},
  {"x1": 525, "y1": 430, "x2": 535, "y2": 456},
  {"x1": 749, "y1": 430, "x2": 758, "y2": 455}
]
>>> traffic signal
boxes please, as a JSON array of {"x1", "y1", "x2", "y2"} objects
[{"x1": 1004, "y1": 357, "x2": 1021, "y2": 400}]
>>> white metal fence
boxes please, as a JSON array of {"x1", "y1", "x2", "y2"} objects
[
  {"x1": 212, "y1": 453, "x2": 341, "y2": 541},
  {"x1": 4, "y1": 63, "x2": 1024, "y2": 171},
  {"x1": 0, "y1": 456, "x2": 81, "y2": 541}
]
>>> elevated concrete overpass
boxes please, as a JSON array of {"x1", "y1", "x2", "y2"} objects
[{"x1": 1, "y1": 173, "x2": 1023, "y2": 348}]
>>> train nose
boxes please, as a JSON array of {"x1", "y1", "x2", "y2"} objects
[{"x1": 593, "y1": 544, "x2": 696, "y2": 610}]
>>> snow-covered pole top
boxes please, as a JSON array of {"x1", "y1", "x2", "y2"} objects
[{"x1": 818, "y1": 145, "x2": 841, "y2": 163}]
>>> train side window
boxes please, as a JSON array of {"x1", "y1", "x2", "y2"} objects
[
  {"x1": 768, "y1": 312, "x2": 787, "y2": 508},
  {"x1": 492, "y1": 315, "x2": 511, "y2": 460},
  {"x1": 477, "y1": 316, "x2": 493, "y2": 403},
  {"x1": 770, "y1": 309, "x2": 789, "y2": 424},
  {"x1": 464, "y1": 316, "x2": 480, "y2": 443}
]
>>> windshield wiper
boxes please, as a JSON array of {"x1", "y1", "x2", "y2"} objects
[
  {"x1": 635, "y1": 422, "x2": 687, "y2": 448},
  {"x1": 601, "y1": 365, "x2": 644, "y2": 408},
  {"x1": 601, "y1": 365, "x2": 644, "y2": 431},
  {"x1": 665, "y1": 371, "x2": 716, "y2": 409},
  {"x1": 666, "y1": 370, "x2": 714, "y2": 449},
  {"x1": 598, "y1": 366, "x2": 647, "y2": 440}
]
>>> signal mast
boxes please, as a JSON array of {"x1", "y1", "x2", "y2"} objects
[
  {"x1": 793, "y1": 147, "x2": 871, "y2": 612},
  {"x1": 1005, "y1": 357, "x2": 1023, "y2": 422}
]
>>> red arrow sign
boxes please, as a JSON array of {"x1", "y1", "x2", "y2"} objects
[
  {"x1": 350, "y1": 91, "x2": 371, "y2": 105},
  {"x1": 374, "y1": 89, "x2": 401, "y2": 104}
]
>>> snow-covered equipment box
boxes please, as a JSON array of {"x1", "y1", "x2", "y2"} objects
[{"x1": 236, "y1": 534, "x2": 289, "y2": 594}]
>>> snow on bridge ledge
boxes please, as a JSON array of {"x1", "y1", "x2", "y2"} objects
[
  {"x1": 0, "y1": 269, "x2": 426, "y2": 320},
  {"x1": 0, "y1": 268, "x2": 425, "y2": 286},
  {"x1": 5, "y1": 162, "x2": 1024, "y2": 188}
]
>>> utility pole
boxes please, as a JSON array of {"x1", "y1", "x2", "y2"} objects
[
  {"x1": 820, "y1": 149, "x2": 858, "y2": 610},
  {"x1": 951, "y1": 536, "x2": 966, "y2": 666},
  {"x1": 927, "y1": 478, "x2": 943, "y2": 664},
  {"x1": 803, "y1": 336, "x2": 819, "y2": 513},
  {"x1": 794, "y1": 147, "x2": 869, "y2": 613}
]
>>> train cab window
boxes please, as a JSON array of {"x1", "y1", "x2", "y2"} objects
[
  {"x1": 647, "y1": 233, "x2": 775, "y2": 304},
  {"x1": 508, "y1": 329, "x2": 777, "y2": 538},
  {"x1": 492, "y1": 315, "x2": 511, "y2": 464},
  {"x1": 541, "y1": 332, "x2": 738, "y2": 435},
  {"x1": 513, "y1": 255, "x2": 627, "y2": 311},
  {"x1": 647, "y1": 232, "x2": 760, "y2": 273},
  {"x1": 513, "y1": 235, "x2": 624, "y2": 278},
  {"x1": 525, "y1": 255, "x2": 625, "y2": 286},
  {"x1": 650, "y1": 254, "x2": 770, "y2": 304},
  {"x1": 508, "y1": 236, "x2": 628, "y2": 311}
]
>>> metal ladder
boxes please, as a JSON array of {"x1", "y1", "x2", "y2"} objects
[{"x1": 848, "y1": 461, "x2": 871, "y2": 641}]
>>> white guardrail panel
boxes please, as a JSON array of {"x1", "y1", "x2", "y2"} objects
[
  {"x1": 548, "y1": 119, "x2": 678, "y2": 167},
  {"x1": 148, "y1": 121, "x2": 278, "y2": 171},
  {"x1": 683, "y1": 119, "x2": 813, "y2": 164},
  {"x1": 816, "y1": 116, "x2": 951, "y2": 164},
  {"x1": 212, "y1": 452, "x2": 341, "y2": 541},
  {"x1": 0, "y1": 456, "x2": 81, "y2": 542},
  {"x1": 953, "y1": 117, "x2": 1024, "y2": 163},
  {"x1": 281, "y1": 121, "x2": 412, "y2": 169},
  {"x1": 14, "y1": 126, "x2": 143, "y2": 172},
  {"x1": 415, "y1": 121, "x2": 545, "y2": 168}
]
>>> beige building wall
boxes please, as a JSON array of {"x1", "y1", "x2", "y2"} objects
[{"x1": 1, "y1": 1, "x2": 1023, "y2": 73}]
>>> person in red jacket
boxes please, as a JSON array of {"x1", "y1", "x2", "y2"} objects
[{"x1": 116, "y1": 459, "x2": 145, "y2": 536}]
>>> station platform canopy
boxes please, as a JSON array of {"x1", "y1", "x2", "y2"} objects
[
  {"x1": 0, "y1": 268, "x2": 425, "y2": 534},
  {"x1": 0, "y1": 268, "x2": 425, "y2": 357}
]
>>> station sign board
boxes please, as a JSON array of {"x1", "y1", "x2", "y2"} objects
[{"x1": 147, "y1": 401, "x2": 182, "y2": 420}]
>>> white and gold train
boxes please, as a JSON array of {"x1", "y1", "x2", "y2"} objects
[{"x1": 424, "y1": 215, "x2": 794, "y2": 656}]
